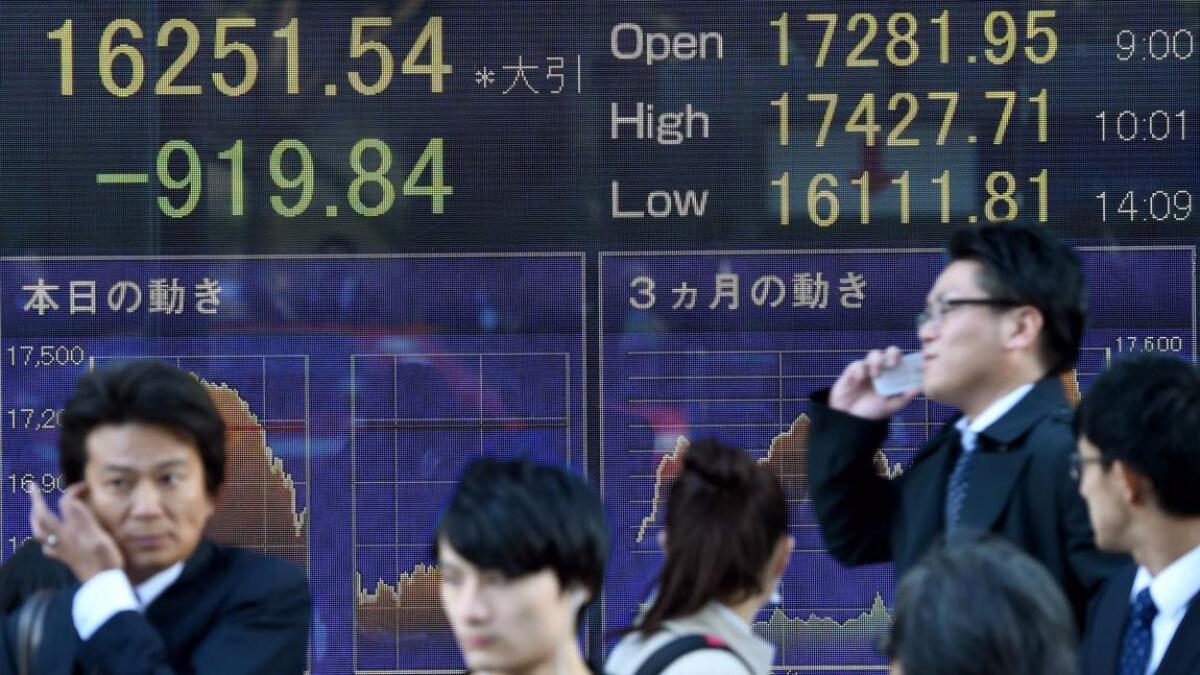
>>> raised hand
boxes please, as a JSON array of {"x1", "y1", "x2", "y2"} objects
[
  {"x1": 829, "y1": 346, "x2": 920, "y2": 420},
  {"x1": 29, "y1": 483, "x2": 124, "y2": 582}
]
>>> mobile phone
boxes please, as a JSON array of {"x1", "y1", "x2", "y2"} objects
[{"x1": 872, "y1": 352, "x2": 923, "y2": 397}]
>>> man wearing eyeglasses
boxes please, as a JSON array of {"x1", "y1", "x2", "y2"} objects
[
  {"x1": 1075, "y1": 355, "x2": 1200, "y2": 675},
  {"x1": 807, "y1": 223, "x2": 1126, "y2": 625}
]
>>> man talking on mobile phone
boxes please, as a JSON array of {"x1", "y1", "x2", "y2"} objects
[
  {"x1": 807, "y1": 224, "x2": 1125, "y2": 625},
  {"x1": 0, "y1": 360, "x2": 309, "y2": 674}
]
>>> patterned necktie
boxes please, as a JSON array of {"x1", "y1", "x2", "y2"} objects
[
  {"x1": 943, "y1": 429, "x2": 977, "y2": 529},
  {"x1": 1119, "y1": 588, "x2": 1158, "y2": 675}
]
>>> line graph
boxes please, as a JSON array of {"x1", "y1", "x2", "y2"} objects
[
  {"x1": 90, "y1": 354, "x2": 311, "y2": 569},
  {"x1": 331, "y1": 253, "x2": 585, "y2": 674},
  {"x1": 618, "y1": 348, "x2": 937, "y2": 554},
  {"x1": 754, "y1": 593, "x2": 892, "y2": 659},
  {"x1": 351, "y1": 349, "x2": 584, "y2": 674},
  {"x1": 600, "y1": 247, "x2": 1195, "y2": 671},
  {"x1": 355, "y1": 564, "x2": 449, "y2": 662},
  {"x1": 604, "y1": 343, "x2": 930, "y2": 671},
  {"x1": 609, "y1": 347, "x2": 1134, "y2": 668},
  {"x1": 634, "y1": 412, "x2": 810, "y2": 545},
  {"x1": 0, "y1": 252, "x2": 588, "y2": 674}
]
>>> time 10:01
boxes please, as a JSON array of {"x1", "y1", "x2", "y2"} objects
[{"x1": 1096, "y1": 110, "x2": 1187, "y2": 142}]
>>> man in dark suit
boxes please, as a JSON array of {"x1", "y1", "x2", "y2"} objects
[
  {"x1": 808, "y1": 224, "x2": 1125, "y2": 624},
  {"x1": 0, "y1": 360, "x2": 309, "y2": 674},
  {"x1": 1076, "y1": 355, "x2": 1200, "y2": 675}
]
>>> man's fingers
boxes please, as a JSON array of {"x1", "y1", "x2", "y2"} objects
[
  {"x1": 883, "y1": 346, "x2": 903, "y2": 369},
  {"x1": 29, "y1": 509, "x2": 46, "y2": 540},
  {"x1": 842, "y1": 360, "x2": 868, "y2": 387},
  {"x1": 28, "y1": 482, "x2": 49, "y2": 532},
  {"x1": 27, "y1": 484, "x2": 62, "y2": 546},
  {"x1": 61, "y1": 490, "x2": 103, "y2": 532},
  {"x1": 59, "y1": 482, "x2": 86, "y2": 512},
  {"x1": 61, "y1": 482, "x2": 87, "y2": 501},
  {"x1": 831, "y1": 360, "x2": 871, "y2": 413},
  {"x1": 864, "y1": 350, "x2": 886, "y2": 379},
  {"x1": 27, "y1": 480, "x2": 45, "y2": 509},
  {"x1": 866, "y1": 346, "x2": 907, "y2": 378},
  {"x1": 57, "y1": 484, "x2": 124, "y2": 577}
]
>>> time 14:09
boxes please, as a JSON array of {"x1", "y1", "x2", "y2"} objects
[{"x1": 1096, "y1": 191, "x2": 1192, "y2": 223}]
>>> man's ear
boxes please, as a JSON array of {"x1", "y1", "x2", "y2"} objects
[
  {"x1": 770, "y1": 535, "x2": 794, "y2": 580},
  {"x1": 198, "y1": 488, "x2": 217, "y2": 522},
  {"x1": 565, "y1": 585, "x2": 590, "y2": 612},
  {"x1": 1113, "y1": 459, "x2": 1152, "y2": 508},
  {"x1": 1003, "y1": 306, "x2": 1044, "y2": 352}
]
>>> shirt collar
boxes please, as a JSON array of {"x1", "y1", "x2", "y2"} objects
[
  {"x1": 955, "y1": 383, "x2": 1035, "y2": 441},
  {"x1": 703, "y1": 601, "x2": 776, "y2": 670},
  {"x1": 134, "y1": 561, "x2": 184, "y2": 609},
  {"x1": 713, "y1": 601, "x2": 754, "y2": 635},
  {"x1": 1131, "y1": 542, "x2": 1200, "y2": 617}
]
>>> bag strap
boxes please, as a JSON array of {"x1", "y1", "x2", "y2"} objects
[
  {"x1": 632, "y1": 634, "x2": 751, "y2": 675},
  {"x1": 16, "y1": 590, "x2": 53, "y2": 675}
]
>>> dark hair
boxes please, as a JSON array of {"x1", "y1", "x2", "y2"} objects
[
  {"x1": 948, "y1": 224, "x2": 1085, "y2": 375},
  {"x1": 435, "y1": 457, "x2": 609, "y2": 604},
  {"x1": 883, "y1": 535, "x2": 1077, "y2": 675},
  {"x1": 1076, "y1": 354, "x2": 1200, "y2": 516},
  {"x1": 636, "y1": 439, "x2": 788, "y2": 635},
  {"x1": 59, "y1": 360, "x2": 227, "y2": 496}
]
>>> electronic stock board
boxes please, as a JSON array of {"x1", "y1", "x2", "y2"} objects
[{"x1": 0, "y1": 2, "x2": 1196, "y2": 672}]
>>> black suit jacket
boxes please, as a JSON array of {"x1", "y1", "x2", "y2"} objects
[
  {"x1": 0, "y1": 539, "x2": 309, "y2": 674},
  {"x1": 808, "y1": 376, "x2": 1127, "y2": 623},
  {"x1": 1080, "y1": 565, "x2": 1200, "y2": 675}
]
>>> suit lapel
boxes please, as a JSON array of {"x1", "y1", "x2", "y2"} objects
[
  {"x1": 1090, "y1": 567, "x2": 1135, "y2": 672},
  {"x1": 957, "y1": 377, "x2": 1067, "y2": 530},
  {"x1": 977, "y1": 377, "x2": 1069, "y2": 445},
  {"x1": 896, "y1": 427, "x2": 958, "y2": 567},
  {"x1": 145, "y1": 540, "x2": 214, "y2": 623},
  {"x1": 1156, "y1": 590, "x2": 1200, "y2": 674},
  {"x1": 957, "y1": 443, "x2": 1030, "y2": 531}
]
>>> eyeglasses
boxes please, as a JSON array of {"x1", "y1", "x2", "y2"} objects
[
  {"x1": 1068, "y1": 453, "x2": 1108, "y2": 482},
  {"x1": 916, "y1": 298, "x2": 1023, "y2": 329}
]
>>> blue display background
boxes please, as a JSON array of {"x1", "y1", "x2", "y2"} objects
[
  {"x1": 0, "y1": 1, "x2": 1196, "y2": 671},
  {"x1": 0, "y1": 248, "x2": 1195, "y2": 671},
  {"x1": 600, "y1": 247, "x2": 1195, "y2": 671},
  {"x1": 0, "y1": 254, "x2": 586, "y2": 674}
]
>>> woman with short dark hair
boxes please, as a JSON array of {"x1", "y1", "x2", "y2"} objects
[{"x1": 606, "y1": 439, "x2": 792, "y2": 675}]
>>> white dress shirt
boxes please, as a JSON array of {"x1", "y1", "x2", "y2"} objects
[
  {"x1": 1129, "y1": 542, "x2": 1200, "y2": 674},
  {"x1": 953, "y1": 383, "x2": 1034, "y2": 453},
  {"x1": 72, "y1": 562, "x2": 184, "y2": 640}
]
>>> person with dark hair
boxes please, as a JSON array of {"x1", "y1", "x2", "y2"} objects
[
  {"x1": 606, "y1": 438, "x2": 793, "y2": 674},
  {"x1": 808, "y1": 223, "x2": 1125, "y2": 624},
  {"x1": 435, "y1": 456, "x2": 608, "y2": 675},
  {"x1": 883, "y1": 535, "x2": 1078, "y2": 675},
  {"x1": 1075, "y1": 355, "x2": 1200, "y2": 675},
  {"x1": 0, "y1": 360, "x2": 310, "y2": 674}
]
